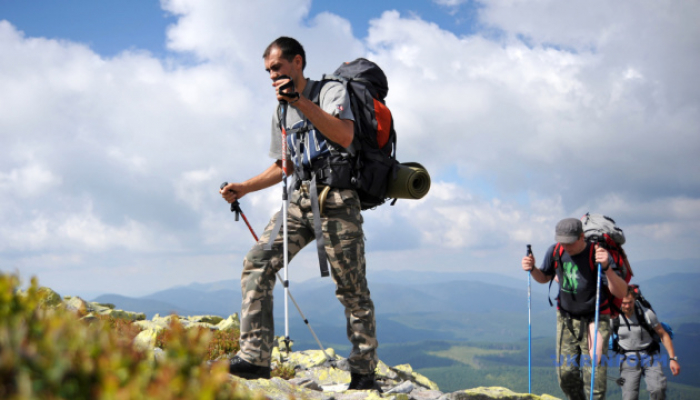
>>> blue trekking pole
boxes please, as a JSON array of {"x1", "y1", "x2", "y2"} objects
[
  {"x1": 526, "y1": 244, "x2": 532, "y2": 394},
  {"x1": 590, "y1": 253, "x2": 603, "y2": 400}
]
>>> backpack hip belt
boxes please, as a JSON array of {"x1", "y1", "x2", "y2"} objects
[
  {"x1": 618, "y1": 344, "x2": 660, "y2": 356},
  {"x1": 559, "y1": 308, "x2": 596, "y2": 321},
  {"x1": 294, "y1": 154, "x2": 355, "y2": 191}
]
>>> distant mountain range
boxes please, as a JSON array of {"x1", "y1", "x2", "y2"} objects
[{"x1": 93, "y1": 269, "x2": 700, "y2": 349}]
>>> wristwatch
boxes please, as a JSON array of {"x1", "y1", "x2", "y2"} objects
[{"x1": 670, "y1": 356, "x2": 678, "y2": 362}]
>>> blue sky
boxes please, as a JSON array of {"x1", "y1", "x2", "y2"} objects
[
  {"x1": 1, "y1": 0, "x2": 481, "y2": 57},
  {"x1": 1, "y1": 0, "x2": 699, "y2": 298},
  {"x1": 1, "y1": 1, "x2": 174, "y2": 56}
]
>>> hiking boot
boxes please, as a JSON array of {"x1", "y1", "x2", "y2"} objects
[
  {"x1": 227, "y1": 355, "x2": 271, "y2": 379},
  {"x1": 348, "y1": 372, "x2": 381, "y2": 391}
]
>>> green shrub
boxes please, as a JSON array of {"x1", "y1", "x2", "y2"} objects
[
  {"x1": 271, "y1": 364, "x2": 296, "y2": 380},
  {"x1": 155, "y1": 321, "x2": 241, "y2": 362},
  {"x1": 0, "y1": 273, "x2": 260, "y2": 400}
]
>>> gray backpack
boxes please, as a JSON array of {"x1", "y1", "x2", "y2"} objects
[
  {"x1": 581, "y1": 213, "x2": 626, "y2": 244},
  {"x1": 580, "y1": 213, "x2": 633, "y2": 316}
]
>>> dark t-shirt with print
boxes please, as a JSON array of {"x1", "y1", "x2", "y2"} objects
[{"x1": 540, "y1": 242, "x2": 613, "y2": 316}]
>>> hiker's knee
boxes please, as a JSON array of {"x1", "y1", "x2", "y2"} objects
[
  {"x1": 337, "y1": 288, "x2": 373, "y2": 312},
  {"x1": 241, "y1": 252, "x2": 279, "y2": 295},
  {"x1": 648, "y1": 388, "x2": 666, "y2": 400},
  {"x1": 559, "y1": 366, "x2": 582, "y2": 385},
  {"x1": 243, "y1": 243, "x2": 282, "y2": 274},
  {"x1": 646, "y1": 368, "x2": 667, "y2": 399}
]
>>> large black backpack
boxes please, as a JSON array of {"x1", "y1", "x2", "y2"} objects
[
  {"x1": 312, "y1": 58, "x2": 399, "y2": 210},
  {"x1": 272, "y1": 59, "x2": 400, "y2": 277}
]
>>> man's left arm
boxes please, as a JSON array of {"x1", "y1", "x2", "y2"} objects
[
  {"x1": 655, "y1": 324, "x2": 680, "y2": 375},
  {"x1": 290, "y1": 96, "x2": 354, "y2": 148}
]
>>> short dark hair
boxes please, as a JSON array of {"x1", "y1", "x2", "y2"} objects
[{"x1": 263, "y1": 36, "x2": 306, "y2": 71}]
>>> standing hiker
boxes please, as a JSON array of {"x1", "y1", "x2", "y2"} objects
[
  {"x1": 521, "y1": 218, "x2": 628, "y2": 400},
  {"x1": 615, "y1": 286, "x2": 679, "y2": 400},
  {"x1": 220, "y1": 37, "x2": 379, "y2": 390}
]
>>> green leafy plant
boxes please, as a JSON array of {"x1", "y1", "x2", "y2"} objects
[
  {"x1": 155, "y1": 320, "x2": 241, "y2": 362},
  {"x1": 0, "y1": 273, "x2": 259, "y2": 400},
  {"x1": 271, "y1": 364, "x2": 296, "y2": 380}
]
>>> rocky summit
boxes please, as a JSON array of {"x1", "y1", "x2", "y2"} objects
[{"x1": 45, "y1": 288, "x2": 560, "y2": 400}]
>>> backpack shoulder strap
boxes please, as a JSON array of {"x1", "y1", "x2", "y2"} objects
[
  {"x1": 635, "y1": 301, "x2": 653, "y2": 332},
  {"x1": 548, "y1": 243, "x2": 563, "y2": 307},
  {"x1": 553, "y1": 243, "x2": 563, "y2": 269},
  {"x1": 306, "y1": 79, "x2": 325, "y2": 105},
  {"x1": 635, "y1": 301, "x2": 662, "y2": 352},
  {"x1": 613, "y1": 315, "x2": 621, "y2": 333},
  {"x1": 620, "y1": 312, "x2": 631, "y2": 331},
  {"x1": 591, "y1": 243, "x2": 614, "y2": 313}
]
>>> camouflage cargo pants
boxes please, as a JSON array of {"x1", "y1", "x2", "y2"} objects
[
  {"x1": 556, "y1": 310, "x2": 611, "y2": 400},
  {"x1": 237, "y1": 185, "x2": 378, "y2": 374}
]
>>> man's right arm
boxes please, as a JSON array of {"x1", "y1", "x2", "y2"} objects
[
  {"x1": 220, "y1": 159, "x2": 292, "y2": 203},
  {"x1": 522, "y1": 254, "x2": 553, "y2": 284}
]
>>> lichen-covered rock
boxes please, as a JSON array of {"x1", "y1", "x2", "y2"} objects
[
  {"x1": 133, "y1": 328, "x2": 160, "y2": 351},
  {"x1": 386, "y1": 380, "x2": 414, "y2": 394},
  {"x1": 31, "y1": 283, "x2": 563, "y2": 400},
  {"x1": 376, "y1": 359, "x2": 400, "y2": 380},
  {"x1": 133, "y1": 319, "x2": 166, "y2": 331},
  {"x1": 99, "y1": 308, "x2": 146, "y2": 321},
  {"x1": 88, "y1": 302, "x2": 114, "y2": 314},
  {"x1": 36, "y1": 287, "x2": 63, "y2": 307},
  {"x1": 447, "y1": 386, "x2": 546, "y2": 399},
  {"x1": 411, "y1": 370, "x2": 440, "y2": 391},
  {"x1": 63, "y1": 296, "x2": 89, "y2": 313},
  {"x1": 185, "y1": 315, "x2": 224, "y2": 325},
  {"x1": 232, "y1": 375, "x2": 328, "y2": 400},
  {"x1": 288, "y1": 377, "x2": 322, "y2": 391},
  {"x1": 216, "y1": 313, "x2": 240, "y2": 331},
  {"x1": 392, "y1": 363, "x2": 414, "y2": 380},
  {"x1": 286, "y1": 348, "x2": 336, "y2": 370},
  {"x1": 299, "y1": 365, "x2": 350, "y2": 388}
]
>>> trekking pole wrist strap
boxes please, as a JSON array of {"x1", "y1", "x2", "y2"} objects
[{"x1": 280, "y1": 91, "x2": 300, "y2": 102}]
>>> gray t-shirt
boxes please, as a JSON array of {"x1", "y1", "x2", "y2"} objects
[
  {"x1": 617, "y1": 305, "x2": 660, "y2": 351},
  {"x1": 269, "y1": 79, "x2": 354, "y2": 161}
]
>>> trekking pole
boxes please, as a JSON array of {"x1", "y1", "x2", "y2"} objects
[
  {"x1": 279, "y1": 106, "x2": 291, "y2": 356},
  {"x1": 276, "y1": 76, "x2": 296, "y2": 356},
  {"x1": 526, "y1": 244, "x2": 532, "y2": 394},
  {"x1": 220, "y1": 183, "x2": 334, "y2": 361},
  {"x1": 590, "y1": 252, "x2": 603, "y2": 400}
]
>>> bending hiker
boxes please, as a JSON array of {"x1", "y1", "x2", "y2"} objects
[
  {"x1": 521, "y1": 218, "x2": 628, "y2": 400},
  {"x1": 616, "y1": 286, "x2": 679, "y2": 400},
  {"x1": 220, "y1": 37, "x2": 379, "y2": 390}
]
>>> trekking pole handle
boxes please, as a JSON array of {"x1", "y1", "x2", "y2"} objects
[
  {"x1": 526, "y1": 244, "x2": 532, "y2": 256},
  {"x1": 275, "y1": 75, "x2": 299, "y2": 103},
  {"x1": 220, "y1": 182, "x2": 240, "y2": 221}
]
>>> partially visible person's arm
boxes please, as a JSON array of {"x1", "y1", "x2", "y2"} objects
[
  {"x1": 220, "y1": 159, "x2": 293, "y2": 203},
  {"x1": 655, "y1": 324, "x2": 680, "y2": 376}
]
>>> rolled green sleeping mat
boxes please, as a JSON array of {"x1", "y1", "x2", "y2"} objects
[{"x1": 386, "y1": 162, "x2": 431, "y2": 200}]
